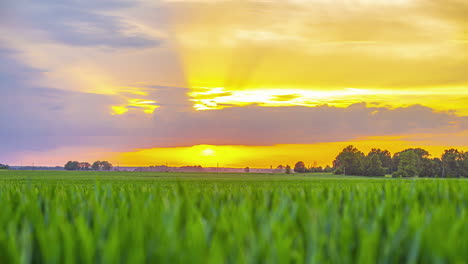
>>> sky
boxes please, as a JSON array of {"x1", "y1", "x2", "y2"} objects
[{"x1": 1, "y1": 0, "x2": 467, "y2": 168}]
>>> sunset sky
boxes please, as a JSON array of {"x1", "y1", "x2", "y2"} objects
[{"x1": 1, "y1": 0, "x2": 467, "y2": 168}]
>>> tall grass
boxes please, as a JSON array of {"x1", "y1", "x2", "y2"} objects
[{"x1": 0, "y1": 171, "x2": 466, "y2": 263}]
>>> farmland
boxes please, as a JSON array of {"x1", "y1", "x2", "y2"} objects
[{"x1": 0, "y1": 171, "x2": 467, "y2": 263}]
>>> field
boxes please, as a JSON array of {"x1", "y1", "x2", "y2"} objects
[{"x1": 0, "y1": 171, "x2": 467, "y2": 264}]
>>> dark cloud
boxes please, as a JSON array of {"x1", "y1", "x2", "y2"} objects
[{"x1": 147, "y1": 103, "x2": 468, "y2": 147}]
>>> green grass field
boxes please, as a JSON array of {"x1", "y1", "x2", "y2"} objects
[{"x1": 0, "y1": 171, "x2": 467, "y2": 263}]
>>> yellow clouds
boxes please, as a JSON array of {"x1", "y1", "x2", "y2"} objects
[
  {"x1": 111, "y1": 106, "x2": 129, "y2": 115},
  {"x1": 111, "y1": 99, "x2": 159, "y2": 115},
  {"x1": 110, "y1": 91, "x2": 160, "y2": 115},
  {"x1": 6, "y1": 0, "x2": 468, "y2": 116},
  {"x1": 190, "y1": 87, "x2": 468, "y2": 115},
  {"x1": 165, "y1": 0, "x2": 468, "y2": 113}
]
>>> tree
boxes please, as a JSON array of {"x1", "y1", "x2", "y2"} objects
[
  {"x1": 393, "y1": 148, "x2": 429, "y2": 172},
  {"x1": 442, "y1": 149, "x2": 462, "y2": 178},
  {"x1": 294, "y1": 161, "x2": 306, "y2": 173},
  {"x1": 92, "y1": 161, "x2": 113, "y2": 171},
  {"x1": 64, "y1": 161, "x2": 80, "y2": 171},
  {"x1": 333, "y1": 145, "x2": 365, "y2": 175},
  {"x1": 368, "y1": 149, "x2": 392, "y2": 173},
  {"x1": 461, "y1": 152, "x2": 468, "y2": 178},
  {"x1": 324, "y1": 165, "x2": 333, "y2": 173},
  {"x1": 244, "y1": 167, "x2": 250, "y2": 173},
  {"x1": 432, "y1": 158, "x2": 444, "y2": 178},
  {"x1": 365, "y1": 154, "x2": 386, "y2": 176},
  {"x1": 79, "y1": 162, "x2": 91, "y2": 170},
  {"x1": 101, "y1": 161, "x2": 112, "y2": 171},
  {"x1": 285, "y1": 165, "x2": 292, "y2": 174},
  {"x1": 92, "y1": 161, "x2": 101, "y2": 171},
  {"x1": 419, "y1": 158, "x2": 442, "y2": 178},
  {"x1": 393, "y1": 151, "x2": 420, "y2": 177},
  {"x1": 334, "y1": 167, "x2": 344, "y2": 175},
  {"x1": 309, "y1": 166, "x2": 323, "y2": 173},
  {"x1": 0, "y1": 163, "x2": 9, "y2": 170}
]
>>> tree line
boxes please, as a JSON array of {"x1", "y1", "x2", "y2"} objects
[
  {"x1": 0, "y1": 163, "x2": 9, "y2": 170},
  {"x1": 290, "y1": 162, "x2": 334, "y2": 174},
  {"x1": 64, "y1": 161, "x2": 113, "y2": 171},
  {"x1": 330, "y1": 145, "x2": 468, "y2": 177}
]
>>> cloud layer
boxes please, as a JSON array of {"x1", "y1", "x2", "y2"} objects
[
  {"x1": 1, "y1": 0, "x2": 161, "y2": 48},
  {"x1": 0, "y1": 0, "x2": 467, "y2": 165}
]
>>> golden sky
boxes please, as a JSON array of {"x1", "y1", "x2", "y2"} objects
[
  {"x1": 170, "y1": 0, "x2": 468, "y2": 114},
  {"x1": 1, "y1": 0, "x2": 467, "y2": 167},
  {"x1": 115, "y1": 133, "x2": 468, "y2": 168}
]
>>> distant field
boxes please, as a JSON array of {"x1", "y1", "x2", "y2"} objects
[{"x1": 0, "y1": 171, "x2": 467, "y2": 263}]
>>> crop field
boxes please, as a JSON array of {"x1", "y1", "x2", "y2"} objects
[{"x1": 0, "y1": 170, "x2": 467, "y2": 264}]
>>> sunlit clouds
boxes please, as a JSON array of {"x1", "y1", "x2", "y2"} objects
[
  {"x1": 111, "y1": 98, "x2": 160, "y2": 115},
  {"x1": 190, "y1": 87, "x2": 468, "y2": 114},
  {"x1": 0, "y1": 0, "x2": 467, "y2": 166},
  {"x1": 167, "y1": 0, "x2": 468, "y2": 116}
]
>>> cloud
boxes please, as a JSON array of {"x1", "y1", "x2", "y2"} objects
[
  {"x1": 1, "y1": 0, "x2": 468, "y2": 166},
  {"x1": 271, "y1": 94, "x2": 302, "y2": 102},
  {"x1": 0, "y1": 0, "x2": 161, "y2": 48},
  {"x1": 0, "y1": 45, "x2": 466, "y2": 157},
  {"x1": 2, "y1": 45, "x2": 465, "y2": 157},
  {"x1": 146, "y1": 103, "x2": 468, "y2": 147},
  {"x1": 167, "y1": 0, "x2": 468, "y2": 90},
  {"x1": 0, "y1": 46, "x2": 153, "y2": 155}
]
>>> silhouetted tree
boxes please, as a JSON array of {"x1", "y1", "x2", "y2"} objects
[
  {"x1": 101, "y1": 161, "x2": 112, "y2": 171},
  {"x1": 244, "y1": 167, "x2": 250, "y2": 173},
  {"x1": 79, "y1": 162, "x2": 91, "y2": 170},
  {"x1": 309, "y1": 166, "x2": 323, "y2": 173},
  {"x1": 92, "y1": 161, "x2": 101, "y2": 171},
  {"x1": 294, "y1": 161, "x2": 306, "y2": 173},
  {"x1": 324, "y1": 165, "x2": 333, "y2": 173},
  {"x1": 92, "y1": 161, "x2": 113, "y2": 171},
  {"x1": 285, "y1": 165, "x2": 292, "y2": 174},
  {"x1": 64, "y1": 161, "x2": 80, "y2": 171},
  {"x1": 334, "y1": 167, "x2": 344, "y2": 174}
]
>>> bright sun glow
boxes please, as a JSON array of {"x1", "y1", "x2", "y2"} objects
[
  {"x1": 189, "y1": 87, "x2": 468, "y2": 115},
  {"x1": 113, "y1": 131, "x2": 468, "y2": 168},
  {"x1": 201, "y1": 148, "x2": 216, "y2": 156}
]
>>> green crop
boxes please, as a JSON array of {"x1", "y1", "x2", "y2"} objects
[{"x1": 0, "y1": 171, "x2": 466, "y2": 263}]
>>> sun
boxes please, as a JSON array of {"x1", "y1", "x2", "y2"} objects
[{"x1": 201, "y1": 148, "x2": 216, "y2": 156}]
